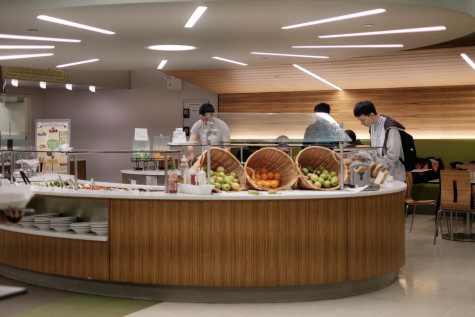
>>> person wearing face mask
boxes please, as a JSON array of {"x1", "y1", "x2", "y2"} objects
[
  {"x1": 187, "y1": 103, "x2": 231, "y2": 163},
  {"x1": 353, "y1": 101, "x2": 407, "y2": 182}
]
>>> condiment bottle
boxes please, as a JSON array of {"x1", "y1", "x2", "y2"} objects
[
  {"x1": 197, "y1": 170, "x2": 207, "y2": 185},
  {"x1": 189, "y1": 168, "x2": 197, "y2": 185},
  {"x1": 178, "y1": 155, "x2": 188, "y2": 184},
  {"x1": 167, "y1": 166, "x2": 178, "y2": 194}
]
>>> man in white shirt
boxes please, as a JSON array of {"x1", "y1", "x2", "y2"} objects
[
  {"x1": 353, "y1": 101, "x2": 406, "y2": 181},
  {"x1": 187, "y1": 103, "x2": 231, "y2": 162}
]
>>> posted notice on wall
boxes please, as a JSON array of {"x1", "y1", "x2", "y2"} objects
[{"x1": 36, "y1": 119, "x2": 71, "y2": 174}]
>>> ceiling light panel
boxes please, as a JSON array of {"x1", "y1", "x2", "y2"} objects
[
  {"x1": 319, "y1": 26, "x2": 446, "y2": 38},
  {"x1": 0, "y1": 33, "x2": 80, "y2": 42},
  {"x1": 292, "y1": 44, "x2": 403, "y2": 48},
  {"x1": 212, "y1": 56, "x2": 247, "y2": 66},
  {"x1": 282, "y1": 8, "x2": 385, "y2": 30},
  {"x1": 157, "y1": 60, "x2": 168, "y2": 70},
  {"x1": 65, "y1": 84, "x2": 72, "y2": 90},
  {"x1": 185, "y1": 6, "x2": 207, "y2": 28},
  {"x1": 89, "y1": 85, "x2": 96, "y2": 92},
  {"x1": 39, "y1": 81, "x2": 47, "y2": 89},
  {"x1": 0, "y1": 45, "x2": 55, "y2": 49},
  {"x1": 148, "y1": 45, "x2": 196, "y2": 51},
  {"x1": 460, "y1": 53, "x2": 475, "y2": 70},
  {"x1": 0, "y1": 53, "x2": 53, "y2": 60},
  {"x1": 11, "y1": 79, "x2": 18, "y2": 87},
  {"x1": 37, "y1": 15, "x2": 115, "y2": 35},
  {"x1": 56, "y1": 58, "x2": 99, "y2": 68},
  {"x1": 293, "y1": 64, "x2": 342, "y2": 91},
  {"x1": 251, "y1": 52, "x2": 329, "y2": 59}
]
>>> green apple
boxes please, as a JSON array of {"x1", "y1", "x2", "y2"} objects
[
  {"x1": 291, "y1": 182, "x2": 298, "y2": 190},
  {"x1": 222, "y1": 183, "x2": 231, "y2": 191},
  {"x1": 321, "y1": 173, "x2": 328, "y2": 180},
  {"x1": 230, "y1": 172, "x2": 237, "y2": 179},
  {"x1": 224, "y1": 176, "x2": 233, "y2": 184},
  {"x1": 232, "y1": 178, "x2": 239, "y2": 183},
  {"x1": 310, "y1": 174, "x2": 319, "y2": 182},
  {"x1": 210, "y1": 177, "x2": 216, "y2": 185},
  {"x1": 301, "y1": 167, "x2": 309, "y2": 175},
  {"x1": 330, "y1": 171, "x2": 337, "y2": 177},
  {"x1": 218, "y1": 172, "x2": 226, "y2": 178},
  {"x1": 318, "y1": 177, "x2": 325, "y2": 184},
  {"x1": 324, "y1": 180, "x2": 332, "y2": 188},
  {"x1": 216, "y1": 177, "x2": 224, "y2": 184},
  {"x1": 314, "y1": 181, "x2": 322, "y2": 188},
  {"x1": 217, "y1": 166, "x2": 225, "y2": 173},
  {"x1": 215, "y1": 183, "x2": 222, "y2": 190},
  {"x1": 331, "y1": 177, "x2": 339, "y2": 187},
  {"x1": 231, "y1": 183, "x2": 240, "y2": 191}
]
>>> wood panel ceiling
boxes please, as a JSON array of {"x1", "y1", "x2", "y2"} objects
[{"x1": 166, "y1": 46, "x2": 475, "y2": 94}]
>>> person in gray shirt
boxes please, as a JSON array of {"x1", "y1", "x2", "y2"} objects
[{"x1": 188, "y1": 103, "x2": 231, "y2": 162}]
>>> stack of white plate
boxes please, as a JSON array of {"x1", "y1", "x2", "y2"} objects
[
  {"x1": 91, "y1": 221, "x2": 108, "y2": 236},
  {"x1": 33, "y1": 213, "x2": 60, "y2": 230},
  {"x1": 50, "y1": 216, "x2": 77, "y2": 232},
  {"x1": 70, "y1": 222, "x2": 91, "y2": 234},
  {"x1": 18, "y1": 215, "x2": 35, "y2": 227}
]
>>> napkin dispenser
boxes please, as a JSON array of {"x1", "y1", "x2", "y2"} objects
[{"x1": 350, "y1": 162, "x2": 371, "y2": 187}]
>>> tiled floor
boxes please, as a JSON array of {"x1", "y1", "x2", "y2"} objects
[{"x1": 2, "y1": 214, "x2": 475, "y2": 317}]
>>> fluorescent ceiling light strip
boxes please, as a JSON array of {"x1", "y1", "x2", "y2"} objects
[
  {"x1": 282, "y1": 8, "x2": 385, "y2": 30},
  {"x1": 251, "y1": 52, "x2": 329, "y2": 59},
  {"x1": 319, "y1": 26, "x2": 446, "y2": 38},
  {"x1": 148, "y1": 45, "x2": 196, "y2": 51},
  {"x1": 0, "y1": 45, "x2": 55, "y2": 49},
  {"x1": 0, "y1": 53, "x2": 53, "y2": 60},
  {"x1": 293, "y1": 64, "x2": 342, "y2": 91},
  {"x1": 0, "y1": 33, "x2": 80, "y2": 43},
  {"x1": 212, "y1": 56, "x2": 247, "y2": 66},
  {"x1": 292, "y1": 44, "x2": 403, "y2": 48},
  {"x1": 37, "y1": 15, "x2": 115, "y2": 35},
  {"x1": 460, "y1": 53, "x2": 475, "y2": 70},
  {"x1": 185, "y1": 6, "x2": 207, "y2": 28},
  {"x1": 56, "y1": 58, "x2": 99, "y2": 68},
  {"x1": 157, "y1": 60, "x2": 168, "y2": 70}
]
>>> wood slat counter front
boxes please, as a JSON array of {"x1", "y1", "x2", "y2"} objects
[{"x1": 0, "y1": 182, "x2": 406, "y2": 302}]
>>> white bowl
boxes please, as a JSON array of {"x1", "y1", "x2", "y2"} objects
[
  {"x1": 178, "y1": 184, "x2": 214, "y2": 195},
  {"x1": 53, "y1": 227, "x2": 71, "y2": 232},
  {"x1": 36, "y1": 224, "x2": 51, "y2": 230},
  {"x1": 71, "y1": 228, "x2": 90, "y2": 234},
  {"x1": 0, "y1": 185, "x2": 34, "y2": 209}
]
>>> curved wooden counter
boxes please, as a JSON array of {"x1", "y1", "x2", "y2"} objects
[{"x1": 0, "y1": 182, "x2": 406, "y2": 302}]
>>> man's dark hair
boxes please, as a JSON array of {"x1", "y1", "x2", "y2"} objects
[
  {"x1": 354, "y1": 101, "x2": 377, "y2": 117},
  {"x1": 199, "y1": 103, "x2": 215, "y2": 116},
  {"x1": 314, "y1": 103, "x2": 330, "y2": 114}
]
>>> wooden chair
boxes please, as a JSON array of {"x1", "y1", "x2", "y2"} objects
[
  {"x1": 435, "y1": 170, "x2": 474, "y2": 244},
  {"x1": 405, "y1": 172, "x2": 436, "y2": 233}
]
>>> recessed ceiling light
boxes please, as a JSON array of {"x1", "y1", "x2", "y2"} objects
[
  {"x1": 185, "y1": 6, "x2": 207, "y2": 28},
  {"x1": 89, "y1": 85, "x2": 96, "y2": 92},
  {"x1": 251, "y1": 52, "x2": 329, "y2": 59},
  {"x1": 11, "y1": 79, "x2": 19, "y2": 87},
  {"x1": 0, "y1": 33, "x2": 80, "y2": 42},
  {"x1": 460, "y1": 53, "x2": 475, "y2": 70},
  {"x1": 157, "y1": 60, "x2": 168, "y2": 70},
  {"x1": 293, "y1": 64, "x2": 342, "y2": 91},
  {"x1": 37, "y1": 15, "x2": 115, "y2": 35},
  {"x1": 364, "y1": 23, "x2": 375, "y2": 27},
  {"x1": 319, "y1": 26, "x2": 446, "y2": 38},
  {"x1": 56, "y1": 58, "x2": 99, "y2": 68},
  {"x1": 0, "y1": 53, "x2": 53, "y2": 60},
  {"x1": 0, "y1": 45, "x2": 54, "y2": 49},
  {"x1": 212, "y1": 56, "x2": 247, "y2": 66},
  {"x1": 65, "y1": 83, "x2": 72, "y2": 90},
  {"x1": 39, "y1": 81, "x2": 47, "y2": 89},
  {"x1": 282, "y1": 8, "x2": 385, "y2": 30},
  {"x1": 292, "y1": 44, "x2": 403, "y2": 48},
  {"x1": 28, "y1": 28, "x2": 39, "y2": 32},
  {"x1": 147, "y1": 45, "x2": 196, "y2": 51}
]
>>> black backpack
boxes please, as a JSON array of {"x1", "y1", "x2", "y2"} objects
[{"x1": 383, "y1": 129, "x2": 417, "y2": 171}]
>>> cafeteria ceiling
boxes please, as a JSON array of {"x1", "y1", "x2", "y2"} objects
[{"x1": 0, "y1": 0, "x2": 473, "y2": 71}]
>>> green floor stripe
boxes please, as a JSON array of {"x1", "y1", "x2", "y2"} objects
[{"x1": 10, "y1": 294, "x2": 159, "y2": 317}]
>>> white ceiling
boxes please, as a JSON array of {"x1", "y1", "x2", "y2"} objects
[{"x1": 0, "y1": 0, "x2": 473, "y2": 71}]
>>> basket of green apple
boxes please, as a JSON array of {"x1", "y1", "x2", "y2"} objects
[
  {"x1": 295, "y1": 146, "x2": 344, "y2": 190},
  {"x1": 196, "y1": 147, "x2": 246, "y2": 192}
]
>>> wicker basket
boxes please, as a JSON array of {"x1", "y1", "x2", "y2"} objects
[
  {"x1": 195, "y1": 147, "x2": 246, "y2": 188},
  {"x1": 245, "y1": 148, "x2": 300, "y2": 191},
  {"x1": 295, "y1": 146, "x2": 344, "y2": 191}
]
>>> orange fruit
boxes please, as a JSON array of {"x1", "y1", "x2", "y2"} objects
[
  {"x1": 261, "y1": 173, "x2": 268, "y2": 181},
  {"x1": 262, "y1": 181, "x2": 271, "y2": 188},
  {"x1": 267, "y1": 172, "x2": 274, "y2": 180},
  {"x1": 256, "y1": 180, "x2": 264, "y2": 187},
  {"x1": 274, "y1": 172, "x2": 281, "y2": 181},
  {"x1": 270, "y1": 180, "x2": 279, "y2": 189},
  {"x1": 255, "y1": 174, "x2": 261, "y2": 180},
  {"x1": 261, "y1": 167, "x2": 268, "y2": 174}
]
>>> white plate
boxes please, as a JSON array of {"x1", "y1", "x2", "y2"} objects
[
  {"x1": 19, "y1": 222, "x2": 35, "y2": 227},
  {"x1": 53, "y1": 227, "x2": 71, "y2": 232},
  {"x1": 0, "y1": 185, "x2": 34, "y2": 209},
  {"x1": 71, "y1": 228, "x2": 90, "y2": 234},
  {"x1": 36, "y1": 225, "x2": 51, "y2": 230},
  {"x1": 34, "y1": 213, "x2": 60, "y2": 218}
]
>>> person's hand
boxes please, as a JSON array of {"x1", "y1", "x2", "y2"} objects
[
  {"x1": 1, "y1": 207, "x2": 25, "y2": 223},
  {"x1": 187, "y1": 154, "x2": 195, "y2": 164}
]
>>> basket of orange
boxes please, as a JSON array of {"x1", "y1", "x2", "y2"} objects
[
  {"x1": 295, "y1": 146, "x2": 344, "y2": 190},
  {"x1": 245, "y1": 148, "x2": 300, "y2": 191},
  {"x1": 195, "y1": 147, "x2": 246, "y2": 191}
]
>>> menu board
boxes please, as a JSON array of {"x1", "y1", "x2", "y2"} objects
[{"x1": 35, "y1": 119, "x2": 71, "y2": 174}]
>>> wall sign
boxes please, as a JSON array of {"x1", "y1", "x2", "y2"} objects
[{"x1": 35, "y1": 119, "x2": 71, "y2": 174}]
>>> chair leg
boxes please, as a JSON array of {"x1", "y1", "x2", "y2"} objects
[
  {"x1": 410, "y1": 205, "x2": 416, "y2": 233},
  {"x1": 405, "y1": 204, "x2": 409, "y2": 220},
  {"x1": 450, "y1": 211, "x2": 454, "y2": 240},
  {"x1": 434, "y1": 207, "x2": 440, "y2": 245}
]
